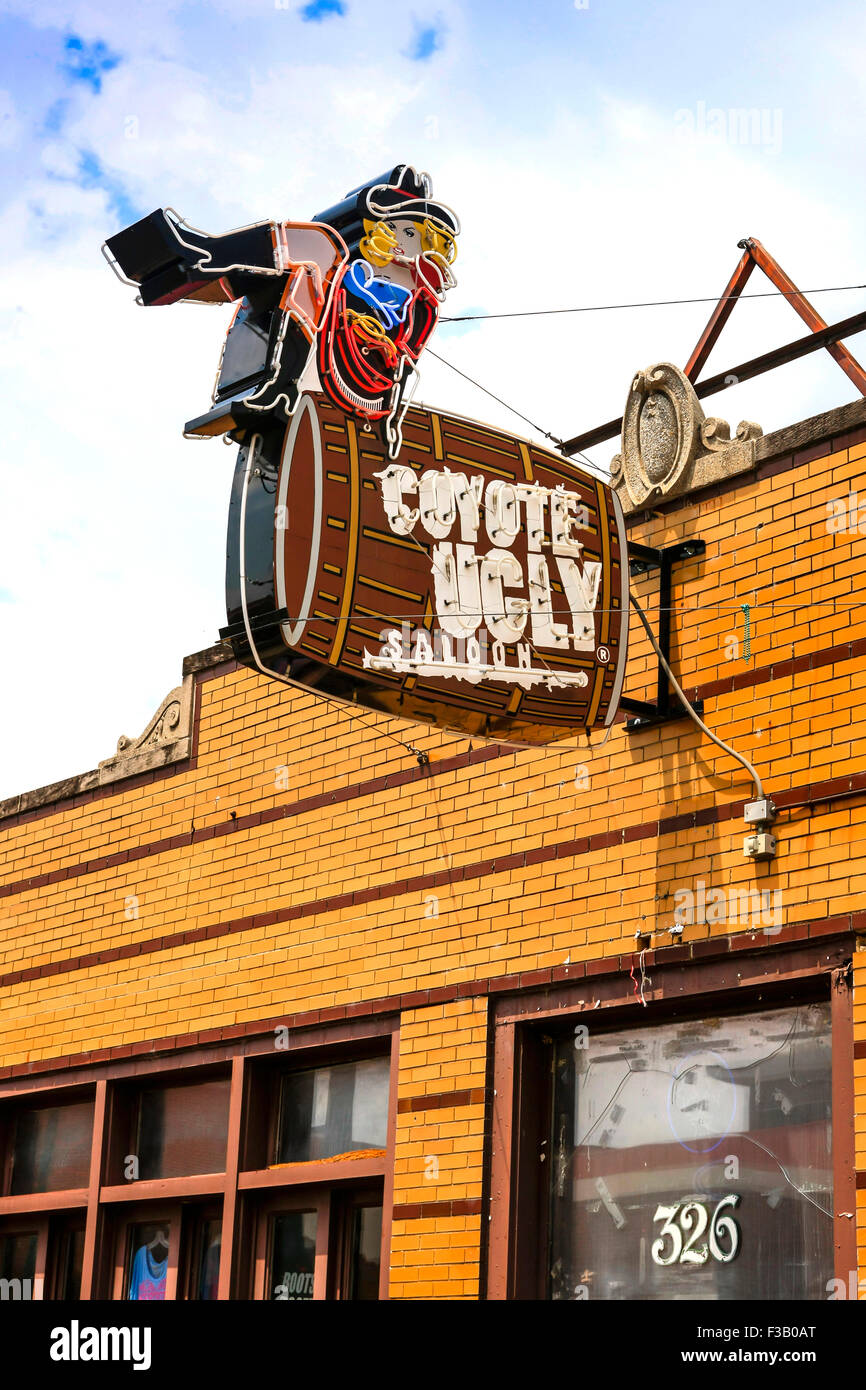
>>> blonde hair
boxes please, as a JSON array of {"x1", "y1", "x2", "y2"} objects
[{"x1": 359, "y1": 216, "x2": 458, "y2": 269}]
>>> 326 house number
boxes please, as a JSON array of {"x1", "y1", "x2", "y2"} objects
[{"x1": 651, "y1": 1195, "x2": 741, "y2": 1266}]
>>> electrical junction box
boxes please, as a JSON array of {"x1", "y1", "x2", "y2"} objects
[
  {"x1": 744, "y1": 798, "x2": 776, "y2": 824},
  {"x1": 744, "y1": 832, "x2": 777, "y2": 860}
]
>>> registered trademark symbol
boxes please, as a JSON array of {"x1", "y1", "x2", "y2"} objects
[{"x1": 596, "y1": 645, "x2": 611, "y2": 663}]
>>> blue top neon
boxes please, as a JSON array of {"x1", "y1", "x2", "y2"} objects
[{"x1": 345, "y1": 260, "x2": 411, "y2": 330}]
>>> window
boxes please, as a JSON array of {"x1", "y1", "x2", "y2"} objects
[
  {"x1": 5, "y1": 1100, "x2": 92, "y2": 1195},
  {"x1": 342, "y1": 1196, "x2": 383, "y2": 1301},
  {"x1": 0, "y1": 1024, "x2": 395, "y2": 1300},
  {"x1": 241, "y1": 1048, "x2": 392, "y2": 1300},
  {"x1": 188, "y1": 1212, "x2": 221, "y2": 1301},
  {"x1": 0, "y1": 1230, "x2": 38, "y2": 1299},
  {"x1": 548, "y1": 1001, "x2": 833, "y2": 1300},
  {"x1": 275, "y1": 1057, "x2": 389, "y2": 1164},
  {"x1": 249, "y1": 1186, "x2": 383, "y2": 1301},
  {"x1": 489, "y1": 938, "x2": 855, "y2": 1301},
  {"x1": 105, "y1": 1203, "x2": 226, "y2": 1301},
  {"x1": 267, "y1": 1207, "x2": 318, "y2": 1301},
  {"x1": 48, "y1": 1221, "x2": 86, "y2": 1301},
  {"x1": 108, "y1": 1211, "x2": 178, "y2": 1301},
  {"x1": 239, "y1": 1050, "x2": 391, "y2": 1299},
  {"x1": 132, "y1": 1078, "x2": 230, "y2": 1180}
]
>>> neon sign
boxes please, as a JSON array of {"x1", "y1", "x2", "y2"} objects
[
  {"x1": 104, "y1": 168, "x2": 629, "y2": 744},
  {"x1": 226, "y1": 395, "x2": 629, "y2": 746},
  {"x1": 102, "y1": 164, "x2": 458, "y2": 459}
]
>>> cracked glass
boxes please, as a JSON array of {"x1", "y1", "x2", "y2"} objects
[{"x1": 549, "y1": 1001, "x2": 833, "y2": 1300}]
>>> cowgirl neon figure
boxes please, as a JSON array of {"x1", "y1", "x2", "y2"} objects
[{"x1": 103, "y1": 165, "x2": 459, "y2": 459}]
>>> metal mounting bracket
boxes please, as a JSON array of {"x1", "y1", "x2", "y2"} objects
[{"x1": 621, "y1": 538, "x2": 705, "y2": 732}]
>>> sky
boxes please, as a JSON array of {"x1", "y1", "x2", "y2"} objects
[{"x1": 1, "y1": 0, "x2": 864, "y2": 799}]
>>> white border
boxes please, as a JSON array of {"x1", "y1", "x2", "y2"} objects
[{"x1": 274, "y1": 396, "x2": 323, "y2": 648}]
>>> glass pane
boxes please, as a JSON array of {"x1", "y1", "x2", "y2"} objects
[
  {"x1": 195, "y1": 1219, "x2": 221, "y2": 1301},
  {"x1": 54, "y1": 1226, "x2": 85, "y2": 1300},
  {"x1": 126, "y1": 1222, "x2": 170, "y2": 1301},
  {"x1": 0, "y1": 1232, "x2": 37, "y2": 1299},
  {"x1": 276, "y1": 1057, "x2": 389, "y2": 1163},
  {"x1": 347, "y1": 1204, "x2": 382, "y2": 1300},
  {"x1": 549, "y1": 1002, "x2": 833, "y2": 1301},
  {"x1": 135, "y1": 1078, "x2": 230, "y2": 1180},
  {"x1": 270, "y1": 1211, "x2": 316, "y2": 1301},
  {"x1": 10, "y1": 1101, "x2": 93, "y2": 1194}
]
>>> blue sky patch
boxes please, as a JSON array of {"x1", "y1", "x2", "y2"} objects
[
  {"x1": 406, "y1": 21, "x2": 444, "y2": 61},
  {"x1": 44, "y1": 98, "x2": 71, "y2": 135},
  {"x1": 42, "y1": 148, "x2": 140, "y2": 228},
  {"x1": 75, "y1": 150, "x2": 139, "y2": 225},
  {"x1": 61, "y1": 34, "x2": 121, "y2": 93},
  {"x1": 299, "y1": 0, "x2": 346, "y2": 21}
]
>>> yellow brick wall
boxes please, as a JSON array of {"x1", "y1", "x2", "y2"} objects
[
  {"x1": 390, "y1": 998, "x2": 488, "y2": 1299},
  {"x1": 388, "y1": 1216, "x2": 483, "y2": 1301}
]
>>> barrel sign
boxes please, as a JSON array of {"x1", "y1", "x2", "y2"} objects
[{"x1": 224, "y1": 392, "x2": 629, "y2": 746}]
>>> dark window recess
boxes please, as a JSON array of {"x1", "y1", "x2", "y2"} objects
[
  {"x1": 548, "y1": 1001, "x2": 833, "y2": 1301},
  {"x1": 276, "y1": 1057, "x2": 389, "y2": 1164},
  {"x1": 9, "y1": 1102, "x2": 93, "y2": 1195},
  {"x1": 193, "y1": 1218, "x2": 221, "y2": 1301},
  {"x1": 346, "y1": 1203, "x2": 382, "y2": 1300},
  {"x1": 270, "y1": 1211, "x2": 316, "y2": 1301},
  {"x1": 53, "y1": 1224, "x2": 85, "y2": 1300},
  {"x1": 0, "y1": 1232, "x2": 37, "y2": 1292},
  {"x1": 135, "y1": 1079, "x2": 230, "y2": 1180}
]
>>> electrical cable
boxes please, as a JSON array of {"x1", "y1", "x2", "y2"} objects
[
  {"x1": 426, "y1": 345, "x2": 604, "y2": 475},
  {"x1": 629, "y1": 958, "x2": 641, "y2": 1005},
  {"x1": 629, "y1": 591, "x2": 765, "y2": 800},
  {"x1": 230, "y1": 598, "x2": 866, "y2": 623},
  {"x1": 440, "y1": 281, "x2": 866, "y2": 323},
  {"x1": 291, "y1": 680, "x2": 430, "y2": 764},
  {"x1": 629, "y1": 952, "x2": 649, "y2": 1008},
  {"x1": 425, "y1": 347, "x2": 568, "y2": 450},
  {"x1": 433, "y1": 280, "x2": 865, "y2": 465}
]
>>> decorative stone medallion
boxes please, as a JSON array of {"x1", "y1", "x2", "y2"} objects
[{"x1": 611, "y1": 363, "x2": 762, "y2": 514}]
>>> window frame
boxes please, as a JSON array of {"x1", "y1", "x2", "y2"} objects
[
  {"x1": 0, "y1": 1015, "x2": 398, "y2": 1300},
  {"x1": 0, "y1": 1089, "x2": 95, "y2": 1200},
  {"x1": 486, "y1": 933, "x2": 856, "y2": 1300},
  {"x1": 270, "y1": 1053, "x2": 391, "y2": 1168},
  {"x1": 45, "y1": 1213, "x2": 87, "y2": 1301},
  {"x1": 107, "y1": 1065, "x2": 232, "y2": 1188},
  {"x1": 181, "y1": 1202, "x2": 223, "y2": 1301},
  {"x1": 251, "y1": 1189, "x2": 330, "y2": 1301},
  {"x1": 248, "y1": 1181, "x2": 385, "y2": 1300},
  {"x1": 331, "y1": 1185, "x2": 386, "y2": 1301}
]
